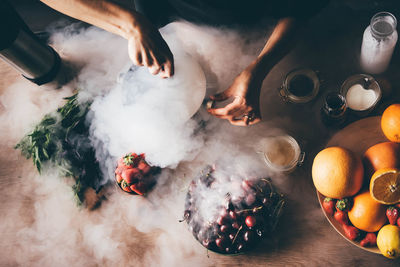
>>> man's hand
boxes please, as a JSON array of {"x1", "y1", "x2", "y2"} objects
[
  {"x1": 128, "y1": 13, "x2": 174, "y2": 78},
  {"x1": 207, "y1": 68, "x2": 262, "y2": 126}
]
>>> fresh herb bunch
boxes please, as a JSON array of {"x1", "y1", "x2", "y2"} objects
[{"x1": 15, "y1": 93, "x2": 102, "y2": 205}]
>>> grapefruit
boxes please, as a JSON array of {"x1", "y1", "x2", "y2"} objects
[
  {"x1": 312, "y1": 147, "x2": 364, "y2": 199},
  {"x1": 348, "y1": 190, "x2": 387, "y2": 232},
  {"x1": 370, "y1": 168, "x2": 400, "y2": 205},
  {"x1": 381, "y1": 104, "x2": 400, "y2": 142},
  {"x1": 363, "y1": 142, "x2": 400, "y2": 176}
]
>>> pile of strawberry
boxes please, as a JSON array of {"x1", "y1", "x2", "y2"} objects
[
  {"x1": 115, "y1": 153, "x2": 160, "y2": 195},
  {"x1": 323, "y1": 197, "x2": 400, "y2": 247}
]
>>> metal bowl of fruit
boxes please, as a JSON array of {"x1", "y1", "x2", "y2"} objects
[
  {"x1": 183, "y1": 166, "x2": 285, "y2": 255},
  {"x1": 114, "y1": 153, "x2": 161, "y2": 195}
]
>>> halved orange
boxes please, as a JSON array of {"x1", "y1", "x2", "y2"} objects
[{"x1": 370, "y1": 168, "x2": 400, "y2": 205}]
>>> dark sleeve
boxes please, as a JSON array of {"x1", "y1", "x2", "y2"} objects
[{"x1": 272, "y1": 0, "x2": 330, "y2": 20}]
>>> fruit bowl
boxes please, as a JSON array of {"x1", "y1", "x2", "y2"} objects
[
  {"x1": 183, "y1": 166, "x2": 285, "y2": 255},
  {"x1": 317, "y1": 116, "x2": 386, "y2": 254},
  {"x1": 115, "y1": 153, "x2": 161, "y2": 195}
]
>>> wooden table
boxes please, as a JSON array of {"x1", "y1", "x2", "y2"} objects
[{"x1": 1, "y1": 1, "x2": 400, "y2": 266}]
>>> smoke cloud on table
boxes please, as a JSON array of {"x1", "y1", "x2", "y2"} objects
[{"x1": 0, "y1": 21, "x2": 300, "y2": 266}]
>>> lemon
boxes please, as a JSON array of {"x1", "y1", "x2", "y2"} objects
[{"x1": 377, "y1": 225, "x2": 400, "y2": 259}]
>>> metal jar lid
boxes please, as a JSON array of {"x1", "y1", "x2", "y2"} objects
[{"x1": 278, "y1": 68, "x2": 320, "y2": 104}]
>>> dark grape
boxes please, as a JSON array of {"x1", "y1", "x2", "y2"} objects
[
  {"x1": 232, "y1": 222, "x2": 240, "y2": 229},
  {"x1": 243, "y1": 230, "x2": 255, "y2": 243},
  {"x1": 229, "y1": 210, "x2": 238, "y2": 220},
  {"x1": 217, "y1": 215, "x2": 229, "y2": 225},
  {"x1": 220, "y1": 224, "x2": 231, "y2": 233},
  {"x1": 228, "y1": 233, "x2": 235, "y2": 241},
  {"x1": 215, "y1": 236, "x2": 228, "y2": 249},
  {"x1": 237, "y1": 243, "x2": 245, "y2": 252}
]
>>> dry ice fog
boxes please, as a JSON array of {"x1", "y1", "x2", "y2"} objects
[{"x1": 0, "y1": 21, "x2": 310, "y2": 266}]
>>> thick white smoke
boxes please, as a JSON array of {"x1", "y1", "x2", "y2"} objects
[{"x1": 0, "y1": 21, "x2": 302, "y2": 267}]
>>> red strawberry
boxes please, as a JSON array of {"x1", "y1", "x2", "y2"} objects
[
  {"x1": 122, "y1": 168, "x2": 141, "y2": 184},
  {"x1": 115, "y1": 166, "x2": 124, "y2": 175},
  {"x1": 334, "y1": 210, "x2": 348, "y2": 225},
  {"x1": 342, "y1": 224, "x2": 360, "y2": 241},
  {"x1": 123, "y1": 153, "x2": 140, "y2": 167},
  {"x1": 130, "y1": 182, "x2": 147, "y2": 195},
  {"x1": 121, "y1": 180, "x2": 132, "y2": 192},
  {"x1": 115, "y1": 174, "x2": 123, "y2": 183},
  {"x1": 397, "y1": 216, "x2": 400, "y2": 227},
  {"x1": 138, "y1": 161, "x2": 151, "y2": 175},
  {"x1": 336, "y1": 198, "x2": 351, "y2": 211},
  {"x1": 322, "y1": 198, "x2": 336, "y2": 216},
  {"x1": 360, "y1": 232, "x2": 377, "y2": 247},
  {"x1": 387, "y1": 207, "x2": 399, "y2": 225}
]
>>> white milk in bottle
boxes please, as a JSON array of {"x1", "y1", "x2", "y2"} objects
[{"x1": 360, "y1": 12, "x2": 398, "y2": 74}]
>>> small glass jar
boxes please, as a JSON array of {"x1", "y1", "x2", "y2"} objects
[
  {"x1": 360, "y1": 12, "x2": 398, "y2": 74},
  {"x1": 340, "y1": 74, "x2": 381, "y2": 116},
  {"x1": 321, "y1": 92, "x2": 347, "y2": 127},
  {"x1": 261, "y1": 135, "x2": 305, "y2": 173},
  {"x1": 278, "y1": 68, "x2": 320, "y2": 104}
]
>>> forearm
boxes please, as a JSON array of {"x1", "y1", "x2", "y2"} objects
[
  {"x1": 40, "y1": 0, "x2": 140, "y2": 39},
  {"x1": 249, "y1": 17, "x2": 304, "y2": 80}
]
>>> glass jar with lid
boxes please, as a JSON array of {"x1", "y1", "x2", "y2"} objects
[
  {"x1": 278, "y1": 68, "x2": 320, "y2": 104},
  {"x1": 360, "y1": 12, "x2": 398, "y2": 74}
]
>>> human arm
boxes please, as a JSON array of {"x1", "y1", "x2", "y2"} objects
[
  {"x1": 207, "y1": 17, "x2": 304, "y2": 126},
  {"x1": 40, "y1": 0, "x2": 174, "y2": 77}
]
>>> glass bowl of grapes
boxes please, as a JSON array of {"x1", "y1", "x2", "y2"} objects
[{"x1": 183, "y1": 166, "x2": 285, "y2": 255}]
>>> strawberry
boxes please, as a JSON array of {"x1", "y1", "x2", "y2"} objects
[
  {"x1": 342, "y1": 224, "x2": 360, "y2": 241},
  {"x1": 386, "y1": 206, "x2": 399, "y2": 225},
  {"x1": 115, "y1": 174, "x2": 123, "y2": 183},
  {"x1": 138, "y1": 161, "x2": 151, "y2": 175},
  {"x1": 123, "y1": 153, "x2": 140, "y2": 167},
  {"x1": 360, "y1": 232, "x2": 377, "y2": 247},
  {"x1": 122, "y1": 168, "x2": 141, "y2": 184},
  {"x1": 130, "y1": 182, "x2": 147, "y2": 195},
  {"x1": 336, "y1": 198, "x2": 351, "y2": 211},
  {"x1": 334, "y1": 210, "x2": 348, "y2": 225},
  {"x1": 322, "y1": 198, "x2": 336, "y2": 216},
  {"x1": 121, "y1": 180, "x2": 132, "y2": 192},
  {"x1": 397, "y1": 216, "x2": 400, "y2": 227}
]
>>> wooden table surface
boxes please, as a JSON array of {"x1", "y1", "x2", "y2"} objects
[{"x1": 1, "y1": 1, "x2": 400, "y2": 266}]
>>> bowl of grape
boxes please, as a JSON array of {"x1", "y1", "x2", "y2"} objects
[{"x1": 183, "y1": 166, "x2": 285, "y2": 254}]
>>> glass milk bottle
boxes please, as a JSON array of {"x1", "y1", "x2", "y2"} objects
[{"x1": 360, "y1": 12, "x2": 398, "y2": 74}]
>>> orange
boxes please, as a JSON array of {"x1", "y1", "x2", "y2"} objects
[
  {"x1": 348, "y1": 190, "x2": 387, "y2": 232},
  {"x1": 363, "y1": 142, "x2": 400, "y2": 177},
  {"x1": 312, "y1": 147, "x2": 364, "y2": 199},
  {"x1": 381, "y1": 104, "x2": 400, "y2": 142},
  {"x1": 370, "y1": 168, "x2": 400, "y2": 205}
]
